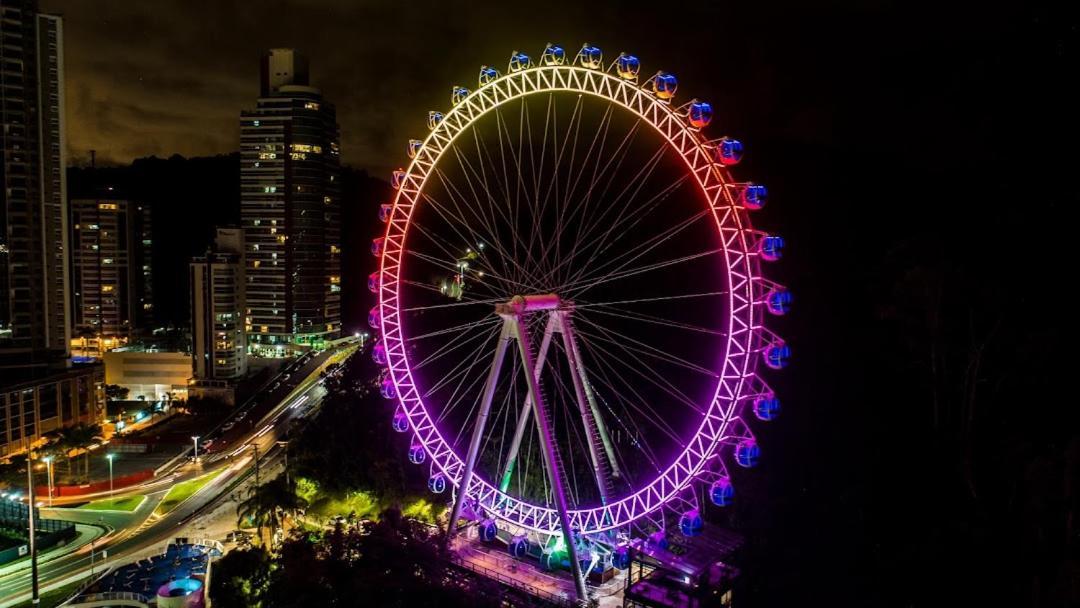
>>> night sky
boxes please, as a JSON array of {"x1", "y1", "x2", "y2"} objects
[{"x1": 45, "y1": 0, "x2": 1077, "y2": 605}]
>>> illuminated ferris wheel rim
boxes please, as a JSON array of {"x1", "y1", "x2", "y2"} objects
[{"x1": 376, "y1": 51, "x2": 777, "y2": 536}]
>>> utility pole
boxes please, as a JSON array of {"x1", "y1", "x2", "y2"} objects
[
  {"x1": 251, "y1": 443, "x2": 260, "y2": 489},
  {"x1": 26, "y1": 453, "x2": 40, "y2": 606}
]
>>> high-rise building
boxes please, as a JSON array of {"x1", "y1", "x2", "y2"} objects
[
  {"x1": 1, "y1": 3, "x2": 104, "y2": 456},
  {"x1": 191, "y1": 228, "x2": 247, "y2": 380},
  {"x1": 70, "y1": 199, "x2": 153, "y2": 354},
  {"x1": 0, "y1": 3, "x2": 70, "y2": 369},
  {"x1": 240, "y1": 49, "x2": 341, "y2": 357}
]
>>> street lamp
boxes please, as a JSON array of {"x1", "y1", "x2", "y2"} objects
[
  {"x1": 276, "y1": 440, "x2": 290, "y2": 486},
  {"x1": 106, "y1": 453, "x2": 115, "y2": 496},
  {"x1": 42, "y1": 456, "x2": 54, "y2": 507},
  {"x1": 192, "y1": 436, "x2": 201, "y2": 462}
]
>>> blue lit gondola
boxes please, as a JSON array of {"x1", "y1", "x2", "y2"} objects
[
  {"x1": 509, "y1": 51, "x2": 531, "y2": 72},
  {"x1": 616, "y1": 53, "x2": 640, "y2": 80},
  {"x1": 479, "y1": 519, "x2": 498, "y2": 542},
  {"x1": 478, "y1": 66, "x2": 499, "y2": 86},
  {"x1": 367, "y1": 307, "x2": 380, "y2": 329},
  {"x1": 508, "y1": 536, "x2": 529, "y2": 558},
  {"x1": 367, "y1": 272, "x2": 380, "y2": 293},
  {"x1": 716, "y1": 138, "x2": 744, "y2": 166},
  {"x1": 613, "y1": 546, "x2": 631, "y2": 570},
  {"x1": 451, "y1": 86, "x2": 470, "y2": 106},
  {"x1": 759, "y1": 234, "x2": 784, "y2": 261},
  {"x1": 687, "y1": 101, "x2": 713, "y2": 128},
  {"x1": 764, "y1": 342, "x2": 791, "y2": 370},
  {"x1": 766, "y1": 288, "x2": 792, "y2": 315},
  {"x1": 428, "y1": 473, "x2": 446, "y2": 494},
  {"x1": 378, "y1": 203, "x2": 392, "y2": 223},
  {"x1": 427, "y1": 111, "x2": 444, "y2": 131},
  {"x1": 392, "y1": 408, "x2": 409, "y2": 432},
  {"x1": 645, "y1": 531, "x2": 668, "y2": 552},
  {"x1": 380, "y1": 377, "x2": 397, "y2": 399},
  {"x1": 754, "y1": 396, "x2": 781, "y2": 421},
  {"x1": 577, "y1": 44, "x2": 603, "y2": 69},
  {"x1": 679, "y1": 509, "x2": 704, "y2": 537},
  {"x1": 541, "y1": 43, "x2": 566, "y2": 66},
  {"x1": 372, "y1": 343, "x2": 387, "y2": 365},
  {"x1": 652, "y1": 72, "x2": 678, "y2": 100},
  {"x1": 407, "y1": 139, "x2": 423, "y2": 159},
  {"x1": 735, "y1": 440, "x2": 761, "y2": 468},
  {"x1": 709, "y1": 477, "x2": 735, "y2": 506},
  {"x1": 408, "y1": 444, "x2": 426, "y2": 464},
  {"x1": 741, "y1": 183, "x2": 767, "y2": 210},
  {"x1": 371, "y1": 237, "x2": 384, "y2": 257}
]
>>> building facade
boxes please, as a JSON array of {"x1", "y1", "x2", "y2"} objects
[
  {"x1": 102, "y1": 348, "x2": 189, "y2": 403},
  {"x1": 241, "y1": 49, "x2": 341, "y2": 356},
  {"x1": 70, "y1": 199, "x2": 153, "y2": 354},
  {"x1": 0, "y1": 4, "x2": 105, "y2": 457},
  {"x1": 0, "y1": 2, "x2": 70, "y2": 371},
  {"x1": 1, "y1": 363, "x2": 104, "y2": 457},
  {"x1": 191, "y1": 228, "x2": 247, "y2": 380}
]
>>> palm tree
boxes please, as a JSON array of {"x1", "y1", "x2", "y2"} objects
[
  {"x1": 62, "y1": 424, "x2": 104, "y2": 481},
  {"x1": 236, "y1": 473, "x2": 308, "y2": 547}
]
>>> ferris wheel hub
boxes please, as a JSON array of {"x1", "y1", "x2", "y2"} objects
[{"x1": 495, "y1": 293, "x2": 565, "y2": 314}]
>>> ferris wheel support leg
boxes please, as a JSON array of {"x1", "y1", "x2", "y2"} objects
[
  {"x1": 446, "y1": 321, "x2": 514, "y2": 541},
  {"x1": 558, "y1": 311, "x2": 613, "y2": 504},
  {"x1": 564, "y1": 315, "x2": 622, "y2": 480},
  {"x1": 498, "y1": 312, "x2": 558, "y2": 494},
  {"x1": 511, "y1": 313, "x2": 589, "y2": 603}
]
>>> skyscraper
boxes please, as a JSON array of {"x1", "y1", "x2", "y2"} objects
[
  {"x1": 0, "y1": 3, "x2": 70, "y2": 370},
  {"x1": 1, "y1": 3, "x2": 104, "y2": 456},
  {"x1": 240, "y1": 49, "x2": 341, "y2": 356},
  {"x1": 70, "y1": 199, "x2": 153, "y2": 354},
  {"x1": 191, "y1": 228, "x2": 247, "y2": 380}
]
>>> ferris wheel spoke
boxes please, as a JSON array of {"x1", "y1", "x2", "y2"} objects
[
  {"x1": 405, "y1": 247, "x2": 526, "y2": 296},
  {"x1": 577, "y1": 337, "x2": 684, "y2": 455},
  {"x1": 563, "y1": 200, "x2": 704, "y2": 295},
  {"x1": 427, "y1": 325, "x2": 501, "y2": 411},
  {"x1": 433, "y1": 162, "x2": 528, "y2": 289},
  {"x1": 562, "y1": 132, "x2": 663, "y2": 277},
  {"x1": 407, "y1": 316, "x2": 500, "y2": 343},
  {"x1": 540, "y1": 104, "x2": 616, "y2": 287},
  {"x1": 576, "y1": 315, "x2": 717, "y2": 382},
  {"x1": 412, "y1": 317, "x2": 501, "y2": 372},
  {"x1": 573, "y1": 291, "x2": 729, "y2": 310},
  {"x1": 535, "y1": 95, "x2": 585, "y2": 281},
  {"x1": 449, "y1": 143, "x2": 521, "y2": 256},
  {"x1": 547, "y1": 175, "x2": 697, "y2": 289},
  {"x1": 428, "y1": 170, "x2": 538, "y2": 290},
  {"x1": 420, "y1": 178, "x2": 516, "y2": 287},
  {"x1": 559, "y1": 247, "x2": 723, "y2": 302},
  {"x1": 577, "y1": 327, "x2": 706, "y2": 426},
  {"x1": 559, "y1": 143, "x2": 675, "y2": 289},
  {"x1": 554, "y1": 118, "x2": 645, "y2": 289},
  {"x1": 582, "y1": 304, "x2": 725, "y2": 336},
  {"x1": 405, "y1": 223, "x2": 508, "y2": 303}
]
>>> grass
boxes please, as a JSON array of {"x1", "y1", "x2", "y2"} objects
[
  {"x1": 11, "y1": 577, "x2": 87, "y2": 608},
  {"x1": 76, "y1": 494, "x2": 145, "y2": 512},
  {"x1": 155, "y1": 468, "x2": 226, "y2": 516}
]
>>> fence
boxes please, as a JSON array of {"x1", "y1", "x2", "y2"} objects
[
  {"x1": 446, "y1": 552, "x2": 573, "y2": 607},
  {"x1": 37, "y1": 468, "x2": 155, "y2": 498}
]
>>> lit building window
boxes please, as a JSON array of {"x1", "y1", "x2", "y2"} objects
[
  {"x1": 304, "y1": 102, "x2": 320, "y2": 110},
  {"x1": 98, "y1": 203, "x2": 118, "y2": 210}
]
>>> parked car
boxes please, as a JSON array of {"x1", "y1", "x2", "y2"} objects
[{"x1": 222, "y1": 421, "x2": 235, "y2": 431}]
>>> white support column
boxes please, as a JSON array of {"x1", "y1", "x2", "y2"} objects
[
  {"x1": 559, "y1": 310, "x2": 613, "y2": 504},
  {"x1": 564, "y1": 313, "x2": 622, "y2": 479},
  {"x1": 510, "y1": 313, "x2": 588, "y2": 603},
  {"x1": 498, "y1": 311, "x2": 558, "y2": 493},
  {"x1": 446, "y1": 321, "x2": 514, "y2": 540}
]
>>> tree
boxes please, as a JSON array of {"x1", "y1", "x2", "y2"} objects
[
  {"x1": 58, "y1": 423, "x2": 104, "y2": 480},
  {"x1": 237, "y1": 474, "x2": 308, "y2": 547},
  {"x1": 209, "y1": 545, "x2": 272, "y2": 608},
  {"x1": 104, "y1": 384, "x2": 129, "y2": 401}
]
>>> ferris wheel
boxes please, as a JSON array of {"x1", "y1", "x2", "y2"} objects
[{"x1": 369, "y1": 43, "x2": 790, "y2": 600}]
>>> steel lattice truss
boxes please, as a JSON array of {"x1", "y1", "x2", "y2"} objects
[{"x1": 376, "y1": 59, "x2": 783, "y2": 536}]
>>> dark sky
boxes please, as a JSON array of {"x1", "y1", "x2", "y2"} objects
[{"x1": 40, "y1": 0, "x2": 865, "y2": 172}]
